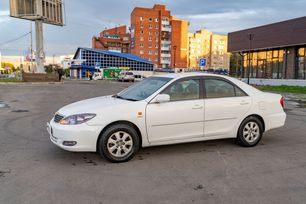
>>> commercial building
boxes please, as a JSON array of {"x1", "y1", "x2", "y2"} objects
[
  {"x1": 188, "y1": 29, "x2": 229, "y2": 69},
  {"x1": 130, "y1": 4, "x2": 188, "y2": 68},
  {"x1": 228, "y1": 16, "x2": 306, "y2": 79},
  {"x1": 92, "y1": 25, "x2": 131, "y2": 53},
  {"x1": 70, "y1": 47, "x2": 154, "y2": 78}
]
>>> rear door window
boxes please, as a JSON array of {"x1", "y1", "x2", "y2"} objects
[{"x1": 204, "y1": 78, "x2": 247, "y2": 98}]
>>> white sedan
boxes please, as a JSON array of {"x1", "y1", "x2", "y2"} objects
[{"x1": 47, "y1": 73, "x2": 286, "y2": 162}]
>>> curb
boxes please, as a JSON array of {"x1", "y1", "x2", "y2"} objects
[{"x1": 0, "y1": 82, "x2": 64, "y2": 85}]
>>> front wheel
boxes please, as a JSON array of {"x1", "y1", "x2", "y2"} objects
[
  {"x1": 237, "y1": 116, "x2": 263, "y2": 147},
  {"x1": 98, "y1": 124, "x2": 140, "y2": 162}
]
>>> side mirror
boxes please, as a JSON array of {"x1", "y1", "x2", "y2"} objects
[{"x1": 151, "y1": 94, "x2": 170, "y2": 104}]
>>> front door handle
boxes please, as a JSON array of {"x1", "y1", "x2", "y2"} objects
[{"x1": 192, "y1": 105, "x2": 203, "y2": 109}]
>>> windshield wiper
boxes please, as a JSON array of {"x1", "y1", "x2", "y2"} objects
[{"x1": 113, "y1": 95, "x2": 138, "y2": 101}]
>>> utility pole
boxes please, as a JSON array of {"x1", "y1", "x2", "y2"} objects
[
  {"x1": 35, "y1": 20, "x2": 44, "y2": 73},
  {"x1": 30, "y1": 22, "x2": 33, "y2": 72},
  {"x1": 34, "y1": 0, "x2": 44, "y2": 73},
  {"x1": 247, "y1": 33, "x2": 254, "y2": 84},
  {"x1": 173, "y1": 45, "x2": 177, "y2": 69}
]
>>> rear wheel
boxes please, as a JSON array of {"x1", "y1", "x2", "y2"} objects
[
  {"x1": 237, "y1": 116, "x2": 263, "y2": 147},
  {"x1": 98, "y1": 124, "x2": 140, "y2": 162}
]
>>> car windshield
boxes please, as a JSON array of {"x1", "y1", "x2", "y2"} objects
[{"x1": 114, "y1": 77, "x2": 172, "y2": 101}]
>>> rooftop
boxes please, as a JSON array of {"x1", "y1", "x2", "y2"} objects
[{"x1": 74, "y1": 47, "x2": 154, "y2": 64}]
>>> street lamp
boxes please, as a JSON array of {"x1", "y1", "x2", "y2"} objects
[
  {"x1": 247, "y1": 33, "x2": 254, "y2": 84},
  {"x1": 173, "y1": 45, "x2": 177, "y2": 69}
]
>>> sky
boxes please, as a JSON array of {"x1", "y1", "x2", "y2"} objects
[{"x1": 0, "y1": 0, "x2": 306, "y2": 57}]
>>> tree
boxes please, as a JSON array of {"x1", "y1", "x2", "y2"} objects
[
  {"x1": 44, "y1": 64, "x2": 61, "y2": 74},
  {"x1": 229, "y1": 53, "x2": 243, "y2": 77}
]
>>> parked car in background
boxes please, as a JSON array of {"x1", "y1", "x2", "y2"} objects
[
  {"x1": 134, "y1": 74, "x2": 146, "y2": 81},
  {"x1": 92, "y1": 72, "x2": 103, "y2": 80},
  {"x1": 118, "y1": 71, "x2": 135, "y2": 82},
  {"x1": 47, "y1": 73, "x2": 286, "y2": 163}
]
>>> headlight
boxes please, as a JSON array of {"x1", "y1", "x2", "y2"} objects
[{"x1": 59, "y1": 113, "x2": 96, "y2": 125}]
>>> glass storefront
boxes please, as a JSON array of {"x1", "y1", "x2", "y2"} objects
[
  {"x1": 242, "y1": 49, "x2": 284, "y2": 79},
  {"x1": 297, "y1": 47, "x2": 306, "y2": 79}
]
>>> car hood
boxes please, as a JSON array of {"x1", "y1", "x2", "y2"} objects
[{"x1": 57, "y1": 95, "x2": 131, "y2": 116}]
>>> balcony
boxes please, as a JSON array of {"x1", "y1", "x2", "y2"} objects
[
  {"x1": 161, "y1": 46, "x2": 170, "y2": 51},
  {"x1": 161, "y1": 25, "x2": 171, "y2": 32},
  {"x1": 161, "y1": 40, "x2": 171, "y2": 45},
  {"x1": 161, "y1": 20, "x2": 170, "y2": 26},
  {"x1": 161, "y1": 58, "x2": 171, "y2": 65},
  {"x1": 161, "y1": 53, "x2": 171, "y2": 58}
]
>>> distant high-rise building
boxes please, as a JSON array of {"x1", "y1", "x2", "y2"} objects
[
  {"x1": 188, "y1": 29, "x2": 229, "y2": 69},
  {"x1": 130, "y1": 4, "x2": 188, "y2": 68},
  {"x1": 92, "y1": 25, "x2": 131, "y2": 53}
]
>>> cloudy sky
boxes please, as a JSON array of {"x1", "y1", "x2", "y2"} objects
[{"x1": 0, "y1": 0, "x2": 305, "y2": 57}]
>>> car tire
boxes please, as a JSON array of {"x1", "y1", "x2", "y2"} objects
[
  {"x1": 98, "y1": 124, "x2": 140, "y2": 163},
  {"x1": 237, "y1": 116, "x2": 263, "y2": 147}
]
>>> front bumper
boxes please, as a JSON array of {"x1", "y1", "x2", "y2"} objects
[{"x1": 47, "y1": 119, "x2": 103, "y2": 152}]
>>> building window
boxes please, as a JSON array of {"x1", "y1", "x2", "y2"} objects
[
  {"x1": 140, "y1": 24, "x2": 144, "y2": 28},
  {"x1": 155, "y1": 45, "x2": 159, "y2": 48},
  {"x1": 155, "y1": 18, "x2": 159, "y2": 22},
  {"x1": 149, "y1": 24, "x2": 152, "y2": 29},
  {"x1": 149, "y1": 37, "x2": 152, "y2": 42},
  {"x1": 242, "y1": 49, "x2": 285, "y2": 79},
  {"x1": 155, "y1": 25, "x2": 159, "y2": 29},
  {"x1": 140, "y1": 37, "x2": 144, "y2": 41},
  {"x1": 155, "y1": 51, "x2": 158, "y2": 55},
  {"x1": 148, "y1": 44, "x2": 152, "y2": 48},
  {"x1": 140, "y1": 43, "x2": 144, "y2": 47},
  {"x1": 149, "y1": 18, "x2": 152, "y2": 22},
  {"x1": 149, "y1": 50, "x2": 152, "y2": 55},
  {"x1": 140, "y1": 50, "x2": 144, "y2": 54},
  {"x1": 155, "y1": 38, "x2": 159, "y2": 42},
  {"x1": 140, "y1": 17, "x2": 144, "y2": 21},
  {"x1": 149, "y1": 31, "x2": 152, "y2": 35},
  {"x1": 155, "y1": 31, "x2": 159, "y2": 35},
  {"x1": 297, "y1": 47, "x2": 306, "y2": 79},
  {"x1": 140, "y1": 30, "x2": 144, "y2": 34}
]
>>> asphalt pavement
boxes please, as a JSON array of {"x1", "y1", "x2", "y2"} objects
[{"x1": 1, "y1": 80, "x2": 306, "y2": 204}]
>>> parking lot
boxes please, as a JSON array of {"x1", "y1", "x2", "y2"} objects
[{"x1": 1, "y1": 80, "x2": 306, "y2": 204}]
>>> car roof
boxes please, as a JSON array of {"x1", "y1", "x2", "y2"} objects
[
  {"x1": 152, "y1": 72, "x2": 262, "y2": 95},
  {"x1": 155, "y1": 72, "x2": 225, "y2": 79}
]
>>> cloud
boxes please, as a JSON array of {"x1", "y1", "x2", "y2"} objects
[{"x1": 0, "y1": 0, "x2": 306, "y2": 56}]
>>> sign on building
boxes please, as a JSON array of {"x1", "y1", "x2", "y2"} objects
[{"x1": 199, "y1": 58, "x2": 206, "y2": 67}]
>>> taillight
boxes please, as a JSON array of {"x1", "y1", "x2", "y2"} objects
[{"x1": 280, "y1": 96, "x2": 284, "y2": 109}]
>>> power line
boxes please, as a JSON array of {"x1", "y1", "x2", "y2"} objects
[{"x1": 0, "y1": 32, "x2": 31, "y2": 46}]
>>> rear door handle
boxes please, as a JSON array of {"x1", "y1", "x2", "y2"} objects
[
  {"x1": 240, "y1": 101, "x2": 249, "y2": 105},
  {"x1": 192, "y1": 104, "x2": 203, "y2": 109}
]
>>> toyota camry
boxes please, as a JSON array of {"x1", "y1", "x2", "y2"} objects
[{"x1": 47, "y1": 73, "x2": 286, "y2": 162}]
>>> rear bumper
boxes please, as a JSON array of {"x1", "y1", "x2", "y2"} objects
[{"x1": 264, "y1": 112, "x2": 286, "y2": 131}]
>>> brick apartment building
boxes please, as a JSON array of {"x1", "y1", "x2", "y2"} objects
[
  {"x1": 92, "y1": 25, "x2": 131, "y2": 53},
  {"x1": 130, "y1": 4, "x2": 188, "y2": 68},
  {"x1": 188, "y1": 29, "x2": 229, "y2": 69}
]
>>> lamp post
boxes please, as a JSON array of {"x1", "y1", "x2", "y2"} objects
[
  {"x1": 173, "y1": 45, "x2": 177, "y2": 69},
  {"x1": 247, "y1": 33, "x2": 254, "y2": 84}
]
